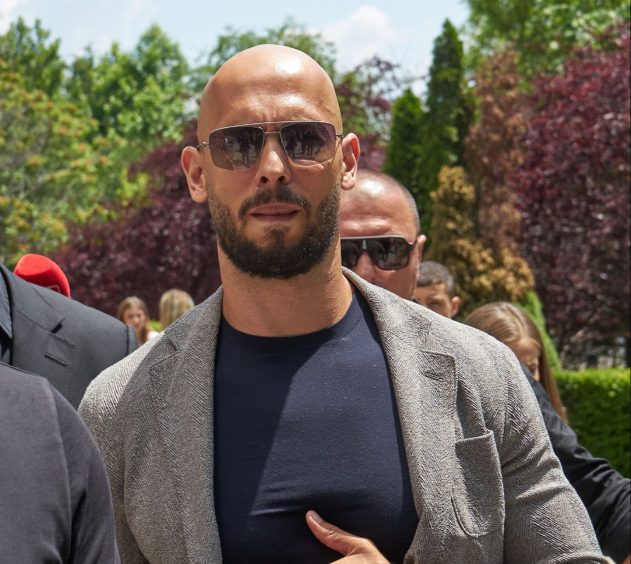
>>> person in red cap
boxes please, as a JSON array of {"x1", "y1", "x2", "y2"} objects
[{"x1": 14, "y1": 254, "x2": 71, "y2": 298}]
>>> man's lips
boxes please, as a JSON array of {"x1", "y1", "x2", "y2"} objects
[{"x1": 248, "y1": 203, "x2": 302, "y2": 220}]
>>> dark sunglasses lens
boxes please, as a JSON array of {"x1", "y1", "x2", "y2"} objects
[
  {"x1": 341, "y1": 240, "x2": 361, "y2": 269},
  {"x1": 208, "y1": 126, "x2": 264, "y2": 170},
  {"x1": 368, "y1": 238, "x2": 410, "y2": 270},
  {"x1": 281, "y1": 122, "x2": 336, "y2": 164}
]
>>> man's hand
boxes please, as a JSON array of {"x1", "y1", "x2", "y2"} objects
[{"x1": 305, "y1": 510, "x2": 389, "y2": 563}]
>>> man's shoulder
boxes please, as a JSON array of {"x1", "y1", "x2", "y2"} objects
[
  {"x1": 347, "y1": 269, "x2": 509, "y2": 360},
  {"x1": 79, "y1": 290, "x2": 223, "y2": 429},
  {"x1": 3, "y1": 263, "x2": 125, "y2": 332}
]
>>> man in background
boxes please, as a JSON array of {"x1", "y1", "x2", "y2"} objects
[
  {"x1": 0, "y1": 362, "x2": 119, "y2": 562},
  {"x1": 415, "y1": 260, "x2": 461, "y2": 318},
  {"x1": 339, "y1": 169, "x2": 425, "y2": 300},
  {"x1": 0, "y1": 262, "x2": 136, "y2": 407}
]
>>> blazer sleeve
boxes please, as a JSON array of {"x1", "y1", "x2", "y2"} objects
[
  {"x1": 530, "y1": 378, "x2": 630, "y2": 563},
  {"x1": 496, "y1": 350, "x2": 607, "y2": 563}
]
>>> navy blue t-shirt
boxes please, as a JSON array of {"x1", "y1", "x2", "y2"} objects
[{"x1": 214, "y1": 293, "x2": 418, "y2": 563}]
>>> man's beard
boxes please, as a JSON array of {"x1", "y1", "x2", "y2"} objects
[{"x1": 208, "y1": 183, "x2": 340, "y2": 280}]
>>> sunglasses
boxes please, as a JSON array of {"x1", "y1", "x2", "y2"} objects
[
  {"x1": 341, "y1": 236, "x2": 417, "y2": 271},
  {"x1": 197, "y1": 121, "x2": 343, "y2": 170}
]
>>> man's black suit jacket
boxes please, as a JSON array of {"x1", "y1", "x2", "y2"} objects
[
  {"x1": 1, "y1": 264, "x2": 136, "y2": 407},
  {"x1": 0, "y1": 362, "x2": 120, "y2": 562}
]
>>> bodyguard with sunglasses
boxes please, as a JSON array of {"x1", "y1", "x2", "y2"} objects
[
  {"x1": 79, "y1": 45, "x2": 605, "y2": 563},
  {"x1": 339, "y1": 169, "x2": 425, "y2": 300}
]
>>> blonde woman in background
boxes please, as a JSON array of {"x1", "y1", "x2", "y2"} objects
[
  {"x1": 159, "y1": 289, "x2": 194, "y2": 330},
  {"x1": 117, "y1": 296, "x2": 158, "y2": 346},
  {"x1": 464, "y1": 301, "x2": 567, "y2": 422}
]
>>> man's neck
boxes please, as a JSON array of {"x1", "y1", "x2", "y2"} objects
[{"x1": 219, "y1": 249, "x2": 353, "y2": 337}]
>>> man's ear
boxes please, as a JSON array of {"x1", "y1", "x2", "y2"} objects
[
  {"x1": 450, "y1": 296, "x2": 461, "y2": 319},
  {"x1": 416, "y1": 235, "x2": 427, "y2": 261},
  {"x1": 340, "y1": 133, "x2": 360, "y2": 191},
  {"x1": 181, "y1": 146, "x2": 208, "y2": 203}
]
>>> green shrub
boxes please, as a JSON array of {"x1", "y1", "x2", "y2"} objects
[
  {"x1": 555, "y1": 368, "x2": 630, "y2": 477},
  {"x1": 518, "y1": 290, "x2": 561, "y2": 371}
]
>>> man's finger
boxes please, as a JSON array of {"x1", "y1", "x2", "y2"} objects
[{"x1": 305, "y1": 510, "x2": 376, "y2": 556}]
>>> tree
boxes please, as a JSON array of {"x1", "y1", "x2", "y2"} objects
[
  {"x1": 426, "y1": 166, "x2": 533, "y2": 318},
  {"x1": 52, "y1": 121, "x2": 221, "y2": 318},
  {"x1": 383, "y1": 88, "x2": 425, "y2": 205},
  {"x1": 190, "y1": 19, "x2": 337, "y2": 93},
  {"x1": 0, "y1": 60, "x2": 146, "y2": 266},
  {"x1": 67, "y1": 25, "x2": 189, "y2": 150},
  {"x1": 416, "y1": 20, "x2": 472, "y2": 231},
  {"x1": 337, "y1": 57, "x2": 406, "y2": 170},
  {"x1": 465, "y1": 0, "x2": 630, "y2": 75},
  {"x1": 513, "y1": 28, "x2": 630, "y2": 365},
  {"x1": 0, "y1": 18, "x2": 65, "y2": 97},
  {"x1": 465, "y1": 50, "x2": 526, "y2": 255}
]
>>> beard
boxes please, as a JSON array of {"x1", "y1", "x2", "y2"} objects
[{"x1": 208, "y1": 183, "x2": 340, "y2": 280}]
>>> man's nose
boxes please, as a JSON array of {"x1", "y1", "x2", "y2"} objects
[
  {"x1": 352, "y1": 251, "x2": 377, "y2": 283},
  {"x1": 255, "y1": 134, "x2": 291, "y2": 187}
]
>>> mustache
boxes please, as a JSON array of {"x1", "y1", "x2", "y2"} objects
[{"x1": 238, "y1": 186, "x2": 311, "y2": 219}]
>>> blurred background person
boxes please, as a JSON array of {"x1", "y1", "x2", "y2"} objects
[
  {"x1": 464, "y1": 301, "x2": 565, "y2": 420},
  {"x1": 465, "y1": 301, "x2": 630, "y2": 563},
  {"x1": 117, "y1": 296, "x2": 158, "y2": 346},
  {"x1": 414, "y1": 260, "x2": 461, "y2": 319},
  {"x1": 159, "y1": 288, "x2": 194, "y2": 330}
]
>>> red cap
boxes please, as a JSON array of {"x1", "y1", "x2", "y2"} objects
[{"x1": 14, "y1": 254, "x2": 71, "y2": 298}]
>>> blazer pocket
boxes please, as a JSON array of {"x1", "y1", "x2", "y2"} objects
[{"x1": 451, "y1": 430, "x2": 505, "y2": 537}]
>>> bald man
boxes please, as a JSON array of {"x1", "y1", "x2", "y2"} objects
[
  {"x1": 80, "y1": 45, "x2": 605, "y2": 563},
  {"x1": 340, "y1": 170, "x2": 425, "y2": 299}
]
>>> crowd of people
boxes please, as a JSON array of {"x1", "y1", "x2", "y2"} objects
[{"x1": 0, "y1": 44, "x2": 629, "y2": 563}]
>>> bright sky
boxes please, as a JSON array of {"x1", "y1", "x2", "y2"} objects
[{"x1": 1, "y1": 0, "x2": 469, "y2": 88}]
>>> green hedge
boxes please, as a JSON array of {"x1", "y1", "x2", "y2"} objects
[
  {"x1": 518, "y1": 291, "x2": 562, "y2": 371},
  {"x1": 555, "y1": 368, "x2": 630, "y2": 477}
]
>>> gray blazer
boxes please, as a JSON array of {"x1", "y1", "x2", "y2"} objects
[{"x1": 80, "y1": 270, "x2": 605, "y2": 563}]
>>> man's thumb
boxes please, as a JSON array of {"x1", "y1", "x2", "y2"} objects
[{"x1": 305, "y1": 510, "x2": 371, "y2": 555}]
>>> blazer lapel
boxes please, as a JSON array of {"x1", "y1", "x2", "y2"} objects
[
  {"x1": 148, "y1": 289, "x2": 224, "y2": 563},
  {"x1": 348, "y1": 270, "x2": 457, "y2": 554},
  {"x1": 5, "y1": 267, "x2": 75, "y2": 396}
]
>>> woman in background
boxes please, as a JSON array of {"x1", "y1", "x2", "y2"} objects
[
  {"x1": 159, "y1": 289, "x2": 194, "y2": 330},
  {"x1": 117, "y1": 296, "x2": 158, "y2": 346},
  {"x1": 464, "y1": 301, "x2": 566, "y2": 421}
]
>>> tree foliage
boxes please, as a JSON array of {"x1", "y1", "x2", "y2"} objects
[
  {"x1": 0, "y1": 60, "x2": 146, "y2": 265},
  {"x1": 0, "y1": 17, "x2": 65, "y2": 97},
  {"x1": 52, "y1": 122, "x2": 221, "y2": 318},
  {"x1": 416, "y1": 20, "x2": 472, "y2": 231},
  {"x1": 67, "y1": 25, "x2": 189, "y2": 148},
  {"x1": 465, "y1": 50, "x2": 526, "y2": 255},
  {"x1": 383, "y1": 88, "x2": 425, "y2": 208},
  {"x1": 465, "y1": 0, "x2": 630, "y2": 75},
  {"x1": 426, "y1": 166, "x2": 533, "y2": 317},
  {"x1": 513, "y1": 28, "x2": 630, "y2": 364},
  {"x1": 337, "y1": 57, "x2": 406, "y2": 170},
  {"x1": 190, "y1": 19, "x2": 337, "y2": 93}
]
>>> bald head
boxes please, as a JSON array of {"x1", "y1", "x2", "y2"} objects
[
  {"x1": 339, "y1": 170, "x2": 424, "y2": 299},
  {"x1": 198, "y1": 45, "x2": 342, "y2": 140},
  {"x1": 344, "y1": 170, "x2": 420, "y2": 234}
]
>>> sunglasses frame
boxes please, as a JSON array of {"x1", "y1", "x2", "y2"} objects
[
  {"x1": 341, "y1": 235, "x2": 417, "y2": 271},
  {"x1": 196, "y1": 120, "x2": 344, "y2": 170}
]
